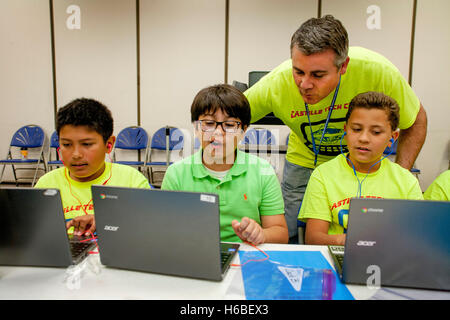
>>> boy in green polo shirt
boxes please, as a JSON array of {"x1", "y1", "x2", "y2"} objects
[
  {"x1": 161, "y1": 84, "x2": 288, "y2": 245},
  {"x1": 35, "y1": 98, "x2": 150, "y2": 236},
  {"x1": 298, "y1": 92, "x2": 423, "y2": 245}
]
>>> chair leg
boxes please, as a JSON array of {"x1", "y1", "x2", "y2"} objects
[
  {"x1": 11, "y1": 164, "x2": 18, "y2": 186},
  {"x1": 0, "y1": 164, "x2": 5, "y2": 185}
]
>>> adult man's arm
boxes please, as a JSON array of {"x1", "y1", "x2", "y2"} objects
[{"x1": 395, "y1": 103, "x2": 427, "y2": 170}]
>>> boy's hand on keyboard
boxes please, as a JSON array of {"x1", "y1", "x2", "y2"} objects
[
  {"x1": 232, "y1": 217, "x2": 265, "y2": 245},
  {"x1": 66, "y1": 214, "x2": 96, "y2": 236}
]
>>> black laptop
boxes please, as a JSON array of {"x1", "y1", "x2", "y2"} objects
[
  {"x1": 328, "y1": 198, "x2": 450, "y2": 291},
  {"x1": 92, "y1": 185, "x2": 239, "y2": 281},
  {"x1": 0, "y1": 188, "x2": 96, "y2": 267}
]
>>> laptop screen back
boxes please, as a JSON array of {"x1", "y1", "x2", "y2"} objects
[
  {"x1": 343, "y1": 198, "x2": 450, "y2": 291},
  {"x1": 92, "y1": 186, "x2": 225, "y2": 281},
  {"x1": 0, "y1": 188, "x2": 73, "y2": 267}
]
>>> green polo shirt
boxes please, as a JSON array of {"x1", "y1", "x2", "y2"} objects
[{"x1": 161, "y1": 150, "x2": 285, "y2": 242}]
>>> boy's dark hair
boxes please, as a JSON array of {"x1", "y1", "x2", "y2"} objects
[
  {"x1": 346, "y1": 91, "x2": 400, "y2": 130},
  {"x1": 190, "y1": 84, "x2": 251, "y2": 127},
  {"x1": 56, "y1": 98, "x2": 114, "y2": 143}
]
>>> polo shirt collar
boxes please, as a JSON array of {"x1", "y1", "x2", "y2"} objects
[{"x1": 191, "y1": 149, "x2": 248, "y2": 180}]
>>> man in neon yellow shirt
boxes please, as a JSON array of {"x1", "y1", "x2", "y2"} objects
[
  {"x1": 244, "y1": 15, "x2": 427, "y2": 243},
  {"x1": 162, "y1": 84, "x2": 288, "y2": 244},
  {"x1": 35, "y1": 98, "x2": 150, "y2": 236},
  {"x1": 424, "y1": 170, "x2": 450, "y2": 201},
  {"x1": 299, "y1": 92, "x2": 423, "y2": 245}
]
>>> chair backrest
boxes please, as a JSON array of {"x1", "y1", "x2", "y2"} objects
[
  {"x1": 243, "y1": 128, "x2": 276, "y2": 145},
  {"x1": 151, "y1": 127, "x2": 184, "y2": 150},
  {"x1": 50, "y1": 131, "x2": 60, "y2": 149},
  {"x1": 115, "y1": 126, "x2": 149, "y2": 150},
  {"x1": 248, "y1": 71, "x2": 269, "y2": 87},
  {"x1": 10, "y1": 125, "x2": 45, "y2": 148},
  {"x1": 232, "y1": 80, "x2": 248, "y2": 92}
]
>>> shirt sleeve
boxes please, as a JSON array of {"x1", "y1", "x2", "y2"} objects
[
  {"x1": 382, "y1": 63, "x2": 421, "y2": 130},
  {"x1": 131, "y1": 168, "x2": 152, "y2": 189},
  {"x1": 259, "y1": 165, "x2": 284, "y2": 216},
  {"x1": 244, "y1": 77, "x2": 274, "y2": 123},
  {"x1": 424, "y1": 173, "x2": 449, "y2": 201},
  {"x1": 298, "y1": 169, "x2": 332, "y2": 223},
  {"x1": 33, "y1": 171, "x2": 56, "y2": 189},
  {"x1": 160, "y1": 164, "x2": 179, "y2": 190},
  {"x1": 407, "y1": 178, "x2": 425, "y2": 200}
]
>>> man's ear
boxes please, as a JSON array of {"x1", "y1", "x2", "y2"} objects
[{"x1": 340, "y1": 56, "x2": 350, "y2": 75}]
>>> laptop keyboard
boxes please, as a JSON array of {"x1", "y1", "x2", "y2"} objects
[
  {"x1": 70, "y1": 242, "x2": 93, "y2": 259},
  {"x1": 328, "y1": 245, "x2": 345, "y2": 276}
]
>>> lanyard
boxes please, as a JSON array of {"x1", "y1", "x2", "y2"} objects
[{"x1": 304, "y1": 76, "x2": 341, "y2": 167}]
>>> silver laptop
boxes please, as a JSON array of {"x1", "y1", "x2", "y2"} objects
[
  {"x1": 328, "y1": 198, "x2": 450, "y2": 291},
  {"x1": 91, "y1": 185, "x2": 240, "y2": 281},
  {"x1": 0, "y1": 188, "x2": 97, "y2": 267}
]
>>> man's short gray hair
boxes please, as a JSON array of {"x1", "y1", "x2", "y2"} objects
[{"x1": 290, "y1": 15, "x2": 349, "y2": 68}]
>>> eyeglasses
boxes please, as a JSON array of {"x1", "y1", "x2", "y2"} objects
[{"x1": 195, "y1": 120, "x2": 242, "y2": 133}]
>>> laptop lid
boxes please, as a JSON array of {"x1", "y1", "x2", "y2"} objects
[
  {"x1": 342, "y1": 198, "x2": 450, "y2": 291},
  {"x1": 92, "y1": 185, "x2": 234, "y2": 281},
  {"x1": 0, "y1": 188, "x2": 76, "y2": 267}
]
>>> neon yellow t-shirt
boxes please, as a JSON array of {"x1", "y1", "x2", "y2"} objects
[
  {"x1": 244, "y1": 47, "x2": 421, "y2": 169},
  {"x1": 298, "y1": 154, "x2": 424, "y2": 235},
  {"x1": 161, "y1": 150, "x2": 285, "y2": 242},
  {"x1": 424, "y1": 170, "x2": 450, "y2": 201},
  {"x1": 34, "y1": 162, "x2": 150, "y2": 224}
]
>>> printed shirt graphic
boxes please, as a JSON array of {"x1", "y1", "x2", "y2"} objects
[
  {"x1": 245, "y1": 46, "x2": 421, "y2": 169},
  {"x1": 161, "y1": 150, "x2": 284, "y2": 242},
  {"x1": 298, "y1": 154, "x2": 424, "y2": 235},
  {"x1": 34, "y1": 162, "x2": 150, "y2": 223}
]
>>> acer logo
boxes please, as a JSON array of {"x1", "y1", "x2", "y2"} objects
[
  {"x1": 357, "y1": 240, "x2": 376, "y2": 247},
  {"x1": 104, "y1": 225, "x2": 119, "y2": 231}
]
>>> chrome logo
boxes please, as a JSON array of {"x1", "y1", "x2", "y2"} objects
[
  {"x1": 361, "y1": 207, "x2": 368, "y2": 213},
  {"x1": 100, "y1": 194, "x2": 106, "y2": 199}
]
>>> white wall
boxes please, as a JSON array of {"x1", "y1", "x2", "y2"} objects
[
  {"x1": 0, "y1": 0, "x2": 449, "y2": 189},
  {"x1": 140, "y1": 0, "x2": 225, "y2": 138},
  {"x1": 412, "y1": 0, "x2": 450, "y2": 189},
  {"x1": 0, "y1": 0, "x2": 54, "y2": 181},
  {"x1": 322, "y1": 0, "x2": 414, "y2": 80},
  {"x1": 53, "y1": 0, "x2": 138, "y2": 132}
]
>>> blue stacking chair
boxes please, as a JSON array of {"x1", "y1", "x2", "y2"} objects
[
  {"x1": 47, "y1": 131, "x2": 63, "y2": 170},
  {"x1": 146, "y1": 126, "x2": 184, "y2": 186},
  {"x1": 243, "y1": 128, "x2": 276, "y2": 146},
  {"x1": 112, "y1": 126, "x2": 149, "y2": 174},
  {"x1": 0, "y1": 124, "x2": 47, "y2": 186}
]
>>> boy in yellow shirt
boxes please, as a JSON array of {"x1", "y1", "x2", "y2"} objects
[
  {"x1": 298, "y1": 92, "x2": 423, "y2": 245},
  {"x1": 35, "y1": 98, "x2": 150, "y2": 236},
  {"x1": 424, "y1": 170, "x2": 450, "y2": 201}
]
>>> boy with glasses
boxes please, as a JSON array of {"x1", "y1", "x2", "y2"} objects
[{"x1": 161, "y1": 84, "x2": 288, "y2": 245}]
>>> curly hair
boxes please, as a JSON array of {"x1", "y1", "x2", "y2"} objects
[
  {"x1": 56, "y1": 98, "x2": 113, "y2": 142},
  {"x1": 346, "y1": 92, "x2": 400, "y2": 130}
]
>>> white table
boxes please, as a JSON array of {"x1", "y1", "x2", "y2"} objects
[{"x1": 0, "y1": 243, "x2": 445, "y2": 300}]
